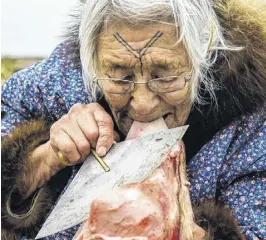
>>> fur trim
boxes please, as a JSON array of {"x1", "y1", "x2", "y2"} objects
[
  {"x1": 212, "y1": 0, "x2": 266, "y2": 114},
  {"x1": 193, "y1": 200, "x2": 245, "y2": 240},
  {"x1": 1, "y1": 120, "x2": 52, "y2": 239}
]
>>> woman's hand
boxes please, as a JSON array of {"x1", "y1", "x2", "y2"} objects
[{"x1": 48, "y1": 103, "x2": 118, "y2": 167}]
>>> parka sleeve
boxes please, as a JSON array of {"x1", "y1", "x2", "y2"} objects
[
  {"x1": 220, "y1": 169, "x2": 266, "y2": 240},
  {"x1": 188, "y1": 108, "x2": 266, "y2": 240},
  {"x1": 1, "y1": 41, "x2": 88, "y2": 239},
  {"x1": 1, "y1": 65, "x2": 62, "y2": 240},
  {"x1": 1, "y1": 62, "x2": 51, "y2": 136},
  {"x1": 218, "y1": 120, "x2": 266, "y2": 240}
]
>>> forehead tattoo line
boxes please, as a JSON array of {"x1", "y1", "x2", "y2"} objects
[{"x1": 113, "y1": 31, "x2": 163, "y2": 76}]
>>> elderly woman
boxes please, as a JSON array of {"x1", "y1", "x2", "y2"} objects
[{"x1": 1, "y1": 0, "x2": 266, "y2": 239}]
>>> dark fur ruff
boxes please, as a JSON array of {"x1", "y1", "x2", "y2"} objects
[
  {"x1": 1, "y1": 120, "x2": 52, "y2": 240},
  {"x1": 193, "y1": 200, "x2": 246, "y2": 240},
  {"x1": 212, "y1": 0, "x2": 266, "y2": 114}
]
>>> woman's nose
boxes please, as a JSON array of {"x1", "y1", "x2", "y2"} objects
[{"x1": 130, "y1": 82, "x2": 160, "y2": 115}]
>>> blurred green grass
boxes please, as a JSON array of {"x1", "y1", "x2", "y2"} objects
[{"x1": 1, "y1": 57, "x2": 43, "y2": 84}]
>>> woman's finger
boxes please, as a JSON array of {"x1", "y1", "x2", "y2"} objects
[
  {"x1": 77, "y1": 110, "x2": 99, "y2": 149},
  {"x1": 93, "y1": 109, "x2": 114, "y2": 156},
  {"x1": 62, "y1": 117, "x2": 91, "y2": 160},
  {"x1": 50, "y1": 129, "x2": 81, "y2": 163},
  {"x1": 113, "y1": 130, "x2": 120, "y2": 143}
]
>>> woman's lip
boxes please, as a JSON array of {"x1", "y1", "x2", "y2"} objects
[
  {"x1": 163, "y1": 113, "x2": 172, "y2": 120},
  {"x1": 164, "y1": 113, "x2": 175, "y2": 127},
  {"x1": 128, "y1": 113, "x2": 172, "y2": 122}
]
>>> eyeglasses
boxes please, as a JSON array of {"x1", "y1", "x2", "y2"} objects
[{"x1": 93, "y1": 73, "x2": 192, "y2": 94}]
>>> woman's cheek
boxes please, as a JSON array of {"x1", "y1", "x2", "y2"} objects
[
  {"x1": 104, "y1": 92, "x2": 131, "y2": 109},
  {"x1": 161, "y1": 86, "x2": 191, "y2": 106}
]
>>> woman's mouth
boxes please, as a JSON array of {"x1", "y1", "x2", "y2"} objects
[
  {"x1": 127, "y1": 111, "x2": 174, "y2": 123},
  {"x1": 115, "y1": 111, "x2": 175, "y2": 135},
  {"x1": 163, "y1": 113, "x2": 175, "y2": 128},
  {"x1": 163, "y1": 113, "x2": 171, "y2": 120}
]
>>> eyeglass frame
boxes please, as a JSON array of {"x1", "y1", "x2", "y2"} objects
[{"x1": 93, "y1": 70, "x2": 193, "y2": 94}]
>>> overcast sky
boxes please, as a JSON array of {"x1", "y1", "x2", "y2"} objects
[
  {"x1": 2, "y1": 1, "x2": 266, "y2": 58},
  {"x1": 2, "y1": 0, "x2": 78, "y2": 57}
]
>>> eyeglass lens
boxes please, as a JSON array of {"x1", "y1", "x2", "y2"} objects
[{"x1": 97, "y1": 75, "x2": 190, "y2": 94}]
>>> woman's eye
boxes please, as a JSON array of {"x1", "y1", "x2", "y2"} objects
[
  {"x1": 111, "y1": 79, "x2": 130, "y2": 85},
  {"x1": 164, "y1": 76, "x2": 178, "y2": 82},
  {"x1": 151, "y1": 74, "x2": 160, "y2": 79},
  {"x1": 123, "y1": 75, "x2": 134, "y2": 81}
]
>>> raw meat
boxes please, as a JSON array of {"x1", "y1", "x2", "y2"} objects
[{"x1": 75, "y1": 120, "x2": 194, "y2": 240}]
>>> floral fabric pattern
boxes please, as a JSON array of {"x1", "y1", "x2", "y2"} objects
[
  {"x1": 188, "y1": 109, "x2": 266, "y2": 240},
  {"x1": 2, "y1": 42, "x2": 266, "y2": 240}
]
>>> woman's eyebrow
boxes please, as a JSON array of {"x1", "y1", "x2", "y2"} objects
[
  {"x1": 153, "y1": 63, "x2": 169, "y2": 70},
  {"x1": 103, "y1": 62, "x2": 135, "y2": 71},
  {"x1": 101, "y1": 55, "x2": 135, "y2": 70},
  {"x1": 104, "y1": 61, "x2": 174, "y2": 72}
]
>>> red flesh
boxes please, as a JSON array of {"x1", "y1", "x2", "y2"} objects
[{"x1": 77, "y1": 120, "x2": 181, "y2": 240}]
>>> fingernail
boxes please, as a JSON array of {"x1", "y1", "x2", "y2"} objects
[
  {"x1": 113, "y1": 141, "x2": 117, "y2": 144},
  {"x1": 97, "y1": 146, "x2": 107, "y2": 156}
]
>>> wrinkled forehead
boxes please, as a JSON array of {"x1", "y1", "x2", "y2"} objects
[
  {"x1": 96, "y1": 21, "x2": 189, "y2": 73},
  {"x1": 97, "y1": 21, "x2": 183, "y2": 55}
]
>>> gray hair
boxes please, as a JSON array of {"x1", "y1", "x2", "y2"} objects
[{"x1": 79, "y1": 0, "x2": 241, "y2": 105}]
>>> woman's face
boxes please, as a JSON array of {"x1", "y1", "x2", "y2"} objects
[{"x1": 96, "y1": 22, "x2": 192, "y2": 135}]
